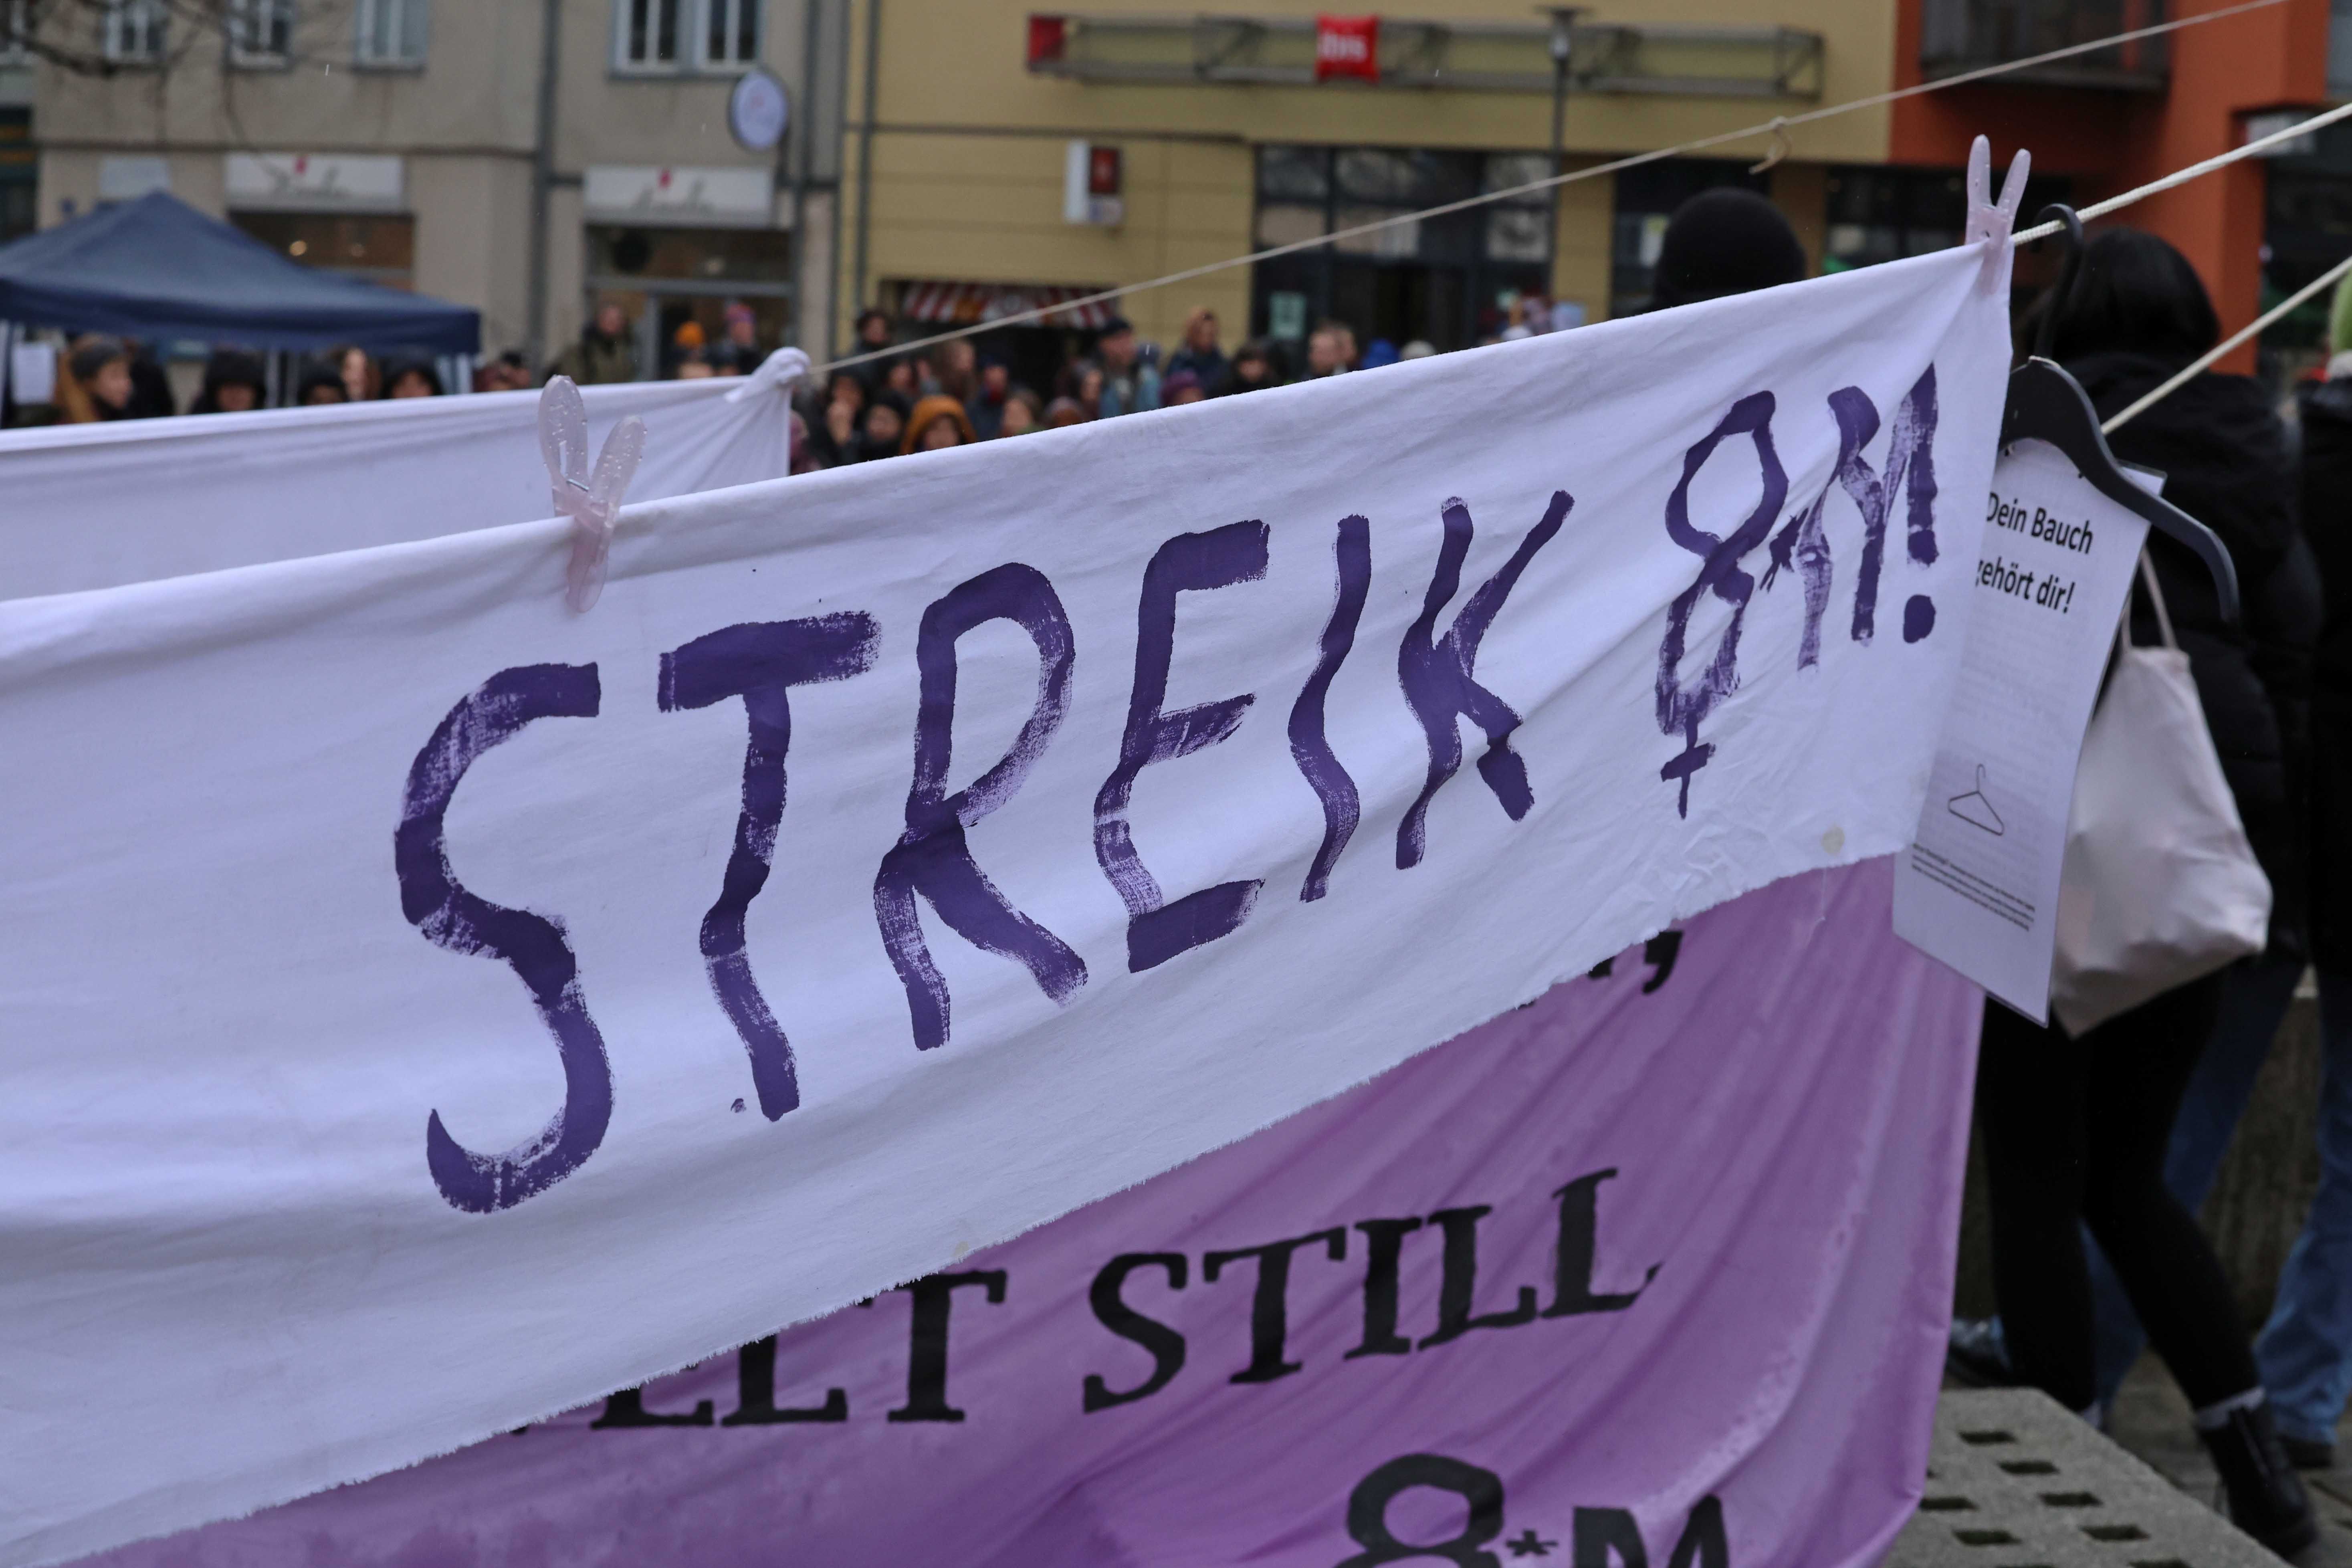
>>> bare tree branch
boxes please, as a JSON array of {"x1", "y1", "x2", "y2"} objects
[{"x1": 2, "y1": 0, "x2": 359, "y2": 79}]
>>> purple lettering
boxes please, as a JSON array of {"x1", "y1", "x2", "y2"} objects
[
  {"x1": 1760, "y1": 489, "x2": 1833, "y2": 670},
  {"x1": 394, "y1": 664, "x2": 610, "y2": 1214},
  {"x1": 874, "y1": 564, "x2": 1088, "y2": 1050},
  {"x1": 1288, "y1": 515, "x2": 1371, "y2": 902},
  {"x1": 658, "y1": 613, "x2": 880, "y2": 1119},
  {"x1": 1836, "y1": 367, "x2": 1939, "y2": 646},
  {"x1": 1655, "y1": 394, "x2": 1787, "y2": 817},
  {"x1": 1395, "y1": 492, "x2": 1571, "y2": 869},
  {"x1": 1096, "y1": 521, "x2": 1272, "y2": 972}
]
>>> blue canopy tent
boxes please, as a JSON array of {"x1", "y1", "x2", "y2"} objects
[{"x1": 0, "y1": 192, "x2": 477, "y2": 354}]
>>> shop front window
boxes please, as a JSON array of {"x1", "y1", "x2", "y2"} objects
[
  {"x1": 1609, "y1": 159, "x2": 1765, "y2": 317},
  {"x1": 1249, "y1": 145, "x2": 1552, "y2": 363},
  {"x1": 2261, "y1": 121, "x2": 2352, "y2": 384},
  {"x1": 1821, "y1": 163, "x2": 2071, "y2": 322},
  {"x1": 232, "y1": 212, "x2": 417, "y2": 287},
  {"x1": 586, "y1": 224, "x2": 794, "y2": 378},
  {"x1": 1822, "y1": 166, "x2": 1968, "y2": 273}
]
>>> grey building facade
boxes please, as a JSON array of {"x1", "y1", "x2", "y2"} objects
[{"x1": 26, "y1": 0, "x2": 848, "y2": 369}]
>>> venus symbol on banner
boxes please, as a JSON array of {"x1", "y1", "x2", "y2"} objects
[
  {"x1": 1654, "y1": 144, "x2": 2023, "y2": 820},
  {"x1": 1655, "y1": 373, "x2": 1940, "y2": 815}
]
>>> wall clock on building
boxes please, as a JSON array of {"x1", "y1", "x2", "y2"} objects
[{"x1": 729, "y1": 67, "x2": 790, "y2": 153}]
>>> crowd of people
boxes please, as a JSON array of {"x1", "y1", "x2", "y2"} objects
[
  {"x1": 18, "y1": 334, "x2": 466, "y2": 425},
  {"x1": 774, "y1": 304, "x2": 1429, "y2": 472},
  {"x1": 11, "y1": 292, "x2": 1408, "y2": 447}
]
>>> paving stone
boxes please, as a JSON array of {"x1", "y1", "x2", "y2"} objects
[{"x1": 1885, "y1": 1388, "x2": 2285, "y2": 1567}]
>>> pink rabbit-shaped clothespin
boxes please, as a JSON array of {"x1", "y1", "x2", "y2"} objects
[
  {"x1": 1964, "y1": 134, "x2": 2032, "y2": 298},
  {"x1": 537, "y1": 375, "x2": 646, "y2": 613}
]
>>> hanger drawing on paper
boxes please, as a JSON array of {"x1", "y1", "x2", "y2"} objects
[{"x1": 1948, "y1": 763, "x2": 2005, "y2": 836}]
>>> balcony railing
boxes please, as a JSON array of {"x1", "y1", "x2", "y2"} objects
[
  {"x1": 1918, "y1": 0, "x2": 2168, "y2": 89},
  {"x1": 1026, "y1": 14, "x2": 1825, "y2": 101}
]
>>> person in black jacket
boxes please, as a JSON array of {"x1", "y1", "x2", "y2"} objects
[
  {"x1": 1966, "y1": 228, "x2": 2318, "y2": 1558},
  {"x1": 2187, "y1": 276, "x2": 2352, "y2": 1467}
]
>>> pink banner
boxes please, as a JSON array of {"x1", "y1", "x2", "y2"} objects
[{"x1": 83, "y1": 859, "x2": 1977, "y2": 1568}]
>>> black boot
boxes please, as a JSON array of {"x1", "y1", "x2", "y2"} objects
[
  {"x1": 1945, "y1": 1316, "x2": 2016, "y2": 1387},
  {"x1": 2198, "y1": 1400, "x2": 2320, "y2": 1559}
]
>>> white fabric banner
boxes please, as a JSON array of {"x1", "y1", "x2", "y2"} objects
[
  {"x1": 0, "y1": 354, "x2": 799, "y2": 601},
  {"x1": 0, "y1": 244, "x2": 2007, "y2": 1565}
]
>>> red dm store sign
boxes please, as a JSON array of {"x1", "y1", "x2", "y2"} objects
[{"x1": 1314, "y1": 14, "x2": 1380, "y2": 81}]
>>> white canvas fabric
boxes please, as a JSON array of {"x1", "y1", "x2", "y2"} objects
[
  {"x1": 0, "y1": 351, "x2": 801, "y2": 601},
  {"x1": 0, "y1": 243, "x2": 2011, "y2": 1565}
]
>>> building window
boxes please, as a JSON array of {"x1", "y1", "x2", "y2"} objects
[
  {"x1": 0, "y1": 108, "x2": 30, "y2": 245},
  {"x1": 0, "y1": 0, "x2": 27, "y2": 65},
  {"x1": 1609, "y1": 158, "x2": 1764, "y2": 316},
  {"x1": 355, "y1": 0, "x2": 428, "y2": 66},
  {"x1": 620, "y1": 0, "x2": 683, "y2": 67},
  {"x1": 615, "y1": 0, "x2": 759, "y2": 72},
  {"x1": 1250, "y1": 145, "x2": 1552, "y2": 359},
  {"x1": 1821, "y1": 167, "x2": 1965, "y2": 273},
  {"x1": 2334, "y1": 0, "x2": 2352, "y2": 99},
  {"x1": 100, "y1": 0, "x2": 167, "y2": 65},
  {"x1": 227, "y1": 0, "x2": 293, "y2": 65},
  {"x1": 705, "y1": 0, "x2": 757, "y2": 65}
]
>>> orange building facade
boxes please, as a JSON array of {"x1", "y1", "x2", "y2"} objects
[{"x1": 1890, "y1": 0, "x2": 2338, "y2": 373}]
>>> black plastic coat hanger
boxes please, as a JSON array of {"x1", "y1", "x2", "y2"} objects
[{"x1": 1999, "y1": 204, "x2": 2241, "y2": 624}]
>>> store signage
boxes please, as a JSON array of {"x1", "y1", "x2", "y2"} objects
[
  {"x1": 97, "y1": 155, "x2": 170, "y2": 201},
  {"x1": 1314, "y1": 14, "x2": 1380, "y2": 81},
  {"x1": 1062, "y1": 139, "x2": 1124, "y2": 226},
  {"x1": 582, "y1": 165, "x2": 775, "y2": 226},
  {"x1": 224, "y1": 153, "x2": 406, "y2": 211}
]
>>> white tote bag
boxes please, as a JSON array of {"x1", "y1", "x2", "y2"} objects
[{"x1": 2049, "y1": 554, "x2": 2271, "y2": 1036}]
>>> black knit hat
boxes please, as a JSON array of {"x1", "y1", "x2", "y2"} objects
[{"x1": 1649, "y1": 189, "x2": 1807, "y2": 310}]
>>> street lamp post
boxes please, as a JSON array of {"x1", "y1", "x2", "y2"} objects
[{"x1": 1545, "y1": 8, "x2": 1585, "y2": 329}]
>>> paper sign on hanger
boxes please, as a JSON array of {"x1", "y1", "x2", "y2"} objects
[{"x1": 1892, "y1": 438, "x2": 2152, "y2": 1019}]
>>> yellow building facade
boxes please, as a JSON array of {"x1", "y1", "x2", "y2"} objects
[{"x1": 834, "y1": 0, "x2": 1901, "y2": 373}]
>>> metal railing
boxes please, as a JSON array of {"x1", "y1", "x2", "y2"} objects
[{"x1": 1027, "y1": 13, "x2": 1825, "y2": 100}]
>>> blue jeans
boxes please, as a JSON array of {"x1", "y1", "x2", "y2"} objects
[{"x1": 2087, "y1": 956, "x2": 2352, "y2": 1443}]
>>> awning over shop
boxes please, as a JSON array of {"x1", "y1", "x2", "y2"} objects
[
  {"x1": 0, "y1": 192, "x2": 478, "y2": 353},
  {"x1": 896, "y1": 279, "x2": 1118, "y2": 330}
]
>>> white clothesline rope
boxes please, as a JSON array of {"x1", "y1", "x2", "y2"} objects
[
  {"x1": 812, "y1": 0, "x2": 2297, "y2": 377},
  {"x1": 2012, "y1": 99, "x2": 2352, "y2": 245},
  {"x1": 2102, "y1": 248, "x2": 2352, "y2": 433}
]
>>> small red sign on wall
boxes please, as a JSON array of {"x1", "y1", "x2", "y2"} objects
[
  {"x1": 1314, "y1": 14, "x2": 1379, "y2": 81},
  {"x1": 1088, "y1": 144, "x2": 1122, "y2": 196}
]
